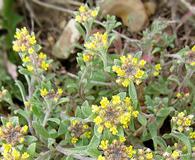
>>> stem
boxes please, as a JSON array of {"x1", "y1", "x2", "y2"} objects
[
  {"x1": 66, "y1": 71, "x2": 114, "y2": 86},
  {"x1": 56, "y1": 145, "x2": 95, "y2": 160},
  {"x1": 43, "y1": 100, "x2": 52, "y2": 127}
]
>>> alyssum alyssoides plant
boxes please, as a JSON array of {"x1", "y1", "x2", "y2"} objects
[{"x1": 0, "y1": 3, "x2": 195, "y2": 160}]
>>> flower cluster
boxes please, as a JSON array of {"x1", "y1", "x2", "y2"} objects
[
  {"x1": 40, "y1": 87, "x2": 63, "y2": 101},
  {"x1": 171, "y1": 112, "x2": 194, "y2": 132},
  {"x1": 131, "y1": 148, "x2": 154, "y2": 160},
  {"x1": 0, "y1": 122, "x2": 28, "y2": 145},
  {"x1": 186, "y1": 45, "x2": 195, "y2": 66},
  {"x1": 12, "y1": 27, "x2": 36, "y2": 53},
  {"x1": 98, "y1": 139, "x2": 136, "y2": 160},
  {"x1": 75, "y1": 5, "x2": 98, "y2": 24},
  {"x1": 93, "y1": 95, "x2": 139, "y2": 135},
  {"x1": 68, "y1": 120, "x2": 91, "y2": 144},
  {"x1": 112, "y1": 55, "x2": 146, "y2": 87},
  {"x1": 83, "y1": 32, "x2": 109, "y2": 62},
  {"x1": 13, "y1": 27, "x2": 50, "y2": 73},
  {"x1": 1, "y1": 143, "x2": 29, "y2": 160}
]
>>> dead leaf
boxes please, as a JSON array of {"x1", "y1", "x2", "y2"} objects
[
  {"x1": 99, "y1": 0, "x2": 154, "y2": 32},
  {"x1": 52, "y1": 19, "x2": 80, "y2": 59}
]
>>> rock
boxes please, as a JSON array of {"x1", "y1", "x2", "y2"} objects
[
  {"x1": 99, "y1": 0, "x2": 155, "y2": 32},
  {"x1": 52, "y1": 19, "x2": 80, "y2": 59}
]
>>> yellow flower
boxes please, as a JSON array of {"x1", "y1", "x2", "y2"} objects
[
  {"x1": 171, "y1": 150, "x2": 180, "y2": 159},
  {"x1": 97, "y1": 155, "x2": 105, "y2": 160},
  {"x1": 190, "y1": 61, "x2": 195, "y2": 66},
  {"x1": 132, "y1": 111, "x2": 139, "y2": 118},
  {"x1": 153, "y1": 71, "x2": 159, "y2": 76},
  {"x1": 22, "y1": 56, "x2": 30, "y2": 63},
  {"x1": 84, "y1": 131, "x2": 91, "y2": 138},
  {"x1": 176, "y1": 92, "x2": 182, "y2": 98},
  {"x1": 83, "y1": 54, "x2": 91, "y2": 62},
  {"x1": 6, "y1": 122, "x2": 12, "y2": 128},
  {"x1": 119, "y1": 136, "x2": 126, "y2": 143},
  {"x1": 189, "y1": 131, "x2": 195, "y2": 139},
  {"x1": 126, "y1": 145, "x2": 136, "y2": 158},
  {"x1": 191, "y1": 45, "x2": 195, "y2": 51},
  {"x1": 112, "y1": 95, "x2": 121, "y2": 105},
  {"x1": 41, "y1": 61, "x2": 49, "y2": 71},
  {"x1": 94, "y1": 116, "x2": 102, "y2": 125},
  {"x1": 79, "y1": 5, "x2": 87, "y2": 13},
  {"x1": 155, "y1": 64, "x2": 161, "y2": 71},
  {"x1": 91, "y1": 10, "x2": 98, "y2": 17},
  {"x1": 29, "y1": 36, "x2": 36, "y2": 45},
  {"x1": 139, "y1": 60, "x2": 146, "y2": 66},
  {"x1": 184, "y1": 118, "x2": 192, "y2": 126},
  {"x1": 178, "y1": 112, "x2": 185, "y2": 118},
  {"x1": 26, "y1": 65, "x2": 34, "y2": 72},
  {"x1": 12, "y1": 148, "x2": 20, "y2": 160},
  {"x1": 92, "y1": 105, "x2": 100, "y2": 113},
  {"x1": 75, "y1": 15, "x2": 82, "y2": 22},
  {"x1": 28, "y1": 47, "x2": 34, "y2": 54},
  {"x1": 21, "y1": 125, "x2": 28, "y2": 134},
  {"x1": 39, "y1": 52, "x2": 47, "y2": 59},
  {"x1": 110, "y1": 126, "x2": 118, "y2": 135},
  {"x1": 146, "y1": 152, "x2": 153, "y2": 160},
  {"x1": 40, "y1": 88, "x2": 48, "y2": 97},
  {"x1": 132, "y1": 57, "x2": 138, "y2": 65},
  {"x1": 176, "y1": 119, "x2": 182, "y2": 126},
  {"x1": 71, "y1": 137, "x2": 78, "y2": 144},
  {"x1": 3, "y1": 143, "x2": 12, "y2": 153},
  {"x1": 21, "y1": 152, "x2": 30, "y2": 159},
  {"x1": 0, "y1": 127, "x2": 3, "y2": 136},
  {"x1": 19, "y1": 137, "x2": 25, "y2": 143},
  {"x1": 99, "y1": 140, "x2": 108, "y2": 150},
  {"x1": 122, "y1": 79, "x2": 130, "y2": 87},
  {"x1": 124, "y1": 97, "x2": 131, "y2": 105},
  {"x1": 97, "y1": 125, "x2": 103, "y2": 133},
  {"x1": 100, "y1": 97, "x2": 109, "y2": 108},
  {"x1": 135, "y1": 69, "x2": 144, "y2": 79},
  {"x1": 104, "y1": 121, "x2": 112, "y2": 128},
  {"x1": 57, "y1": 88, "x2": 63, "y2": 95}
]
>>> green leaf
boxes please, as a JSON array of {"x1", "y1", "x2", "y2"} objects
[
  {"x1": 75, "y1": 107, "x2": 83, "y2": 118},
  {"x1": 15, "y1": 109, "x2": 29, "y2": 121},
  {"x1": 118, "y1": 92, "x2": 126, "y2": 99},
  {"x1": 58, "y1": 121, "x2": 69, "y2": 136},
  {"x1": 26, "y1": 136, "x2": 37, "y2": 144},
  {"x1": 15, "y1": 80, "x2": 26, "y2": 102},
  {"x1": 33, "y1": 122, "x2": 49, "y2": 139},
  {"x1": 65, "y1": 156, "x2": 74, "y2": 160},
  {"x1": 157, "y1": 107, "x2": 174, "y2": 117},
  {"x1": 148, "y1": 123, "x2": 158, "y2": 150},
  {"x1": 57, "y1": 97, "x2": 70, "y2": 105},
  {"x1": 48, "y1": 118, "x2": 60, "y2": 125},
  {"x1": 27, "y1": 143, "x2": 36, "y2": 155},
  {"x1": 128, "y1": 81, "x2": 138, "y2": 108},
  {"x1": 81, "y1": 101, "x2": 92, "y2": 118},
  {"x1": 48, "y1": 138, "x2": 55, "y2": 148},
  {"x1": 138, "y1": 113, "x2": 147, "y2": 126}
]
